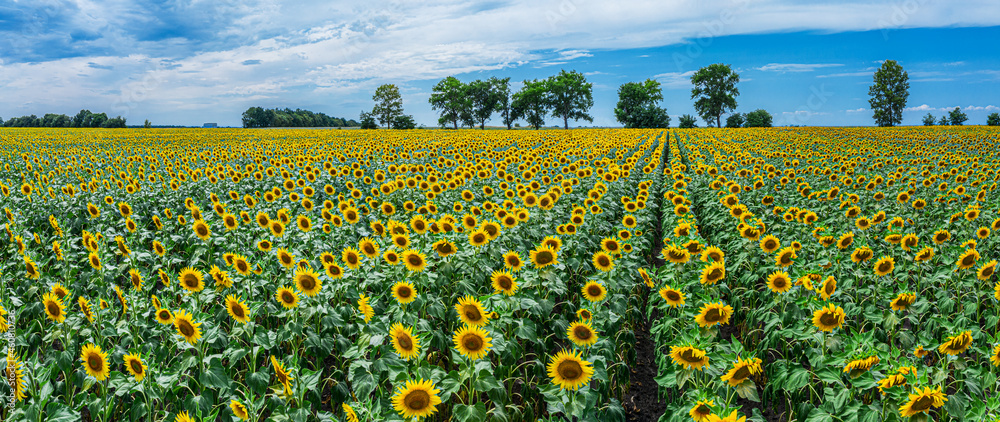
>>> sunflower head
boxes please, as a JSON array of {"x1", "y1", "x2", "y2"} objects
[
  {"x1": 453, "y1": 324, "x2": 493, "y2": 360},
  {"x1": 391, "y1": 379, "x2": 442, "y2": 419},
  {"x1": 392, "y1": 281, "x2": 417, "y2": 304},
  {"x1": 547, "y1": 349, "x2": 595, "y2": 390},
  {"x1": 454, "y1": 296, "x2": 490, "y2": 326}
]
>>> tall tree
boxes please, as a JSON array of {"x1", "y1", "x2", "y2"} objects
[
  {"x1": 948, "y1": 107, "x2": 968, "y2": 126},
  {"x1": 678, "y1": 114, "x2": 698, "y2": 128},
  {"x1": 429, "y1": 77, "x2": 467, "y2": 129},
  {"x1": 921, "y1": 113, "x2": 936, "y2": 126},
  {"x1": 359, "y1": 111, "x2": 377, "y2": 129},
  {"x1": 988, "y1": 112, "x2": 1000, "y2": 126},
  {"x1": 492, "y1": 77, "x2": 515, "y2": 129},
  {"x1": 725, "y1": 113, "x2": 745, "y2": 128},
  {"x1": 546, "y1": 70, "x2": 594, "y2": 129},
  {"x1": 511, "y1": 79, "x2": 549, "y2": 130},
  {"x1": 467, "y1": 79, "x2": 502, "y2": 129},
  {"x1": 372, "y1": 84, "x2": 403, "y2": 129},
  {"x1": 868, "y1": 60, "x2": 909, "y2": 127},
  {"x1": 937, "y1": 116, "x2": 949, "y2": 126},
  {"x1": 615, "y1": 79, "x2": 670, "y2": 128},
  {"x1": 744, "y1": 109, "x2": 773, "y2": 128},
  {"x1": 690, "y1": 63, "x2": 740, "y2": 128}
]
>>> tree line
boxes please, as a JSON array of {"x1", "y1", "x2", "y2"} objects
[
  {"x1": 1, "y1": 110, "x2": 126, "y2": 128},
  {"x1": 241, "y1": 107, "x2": 360, "y2": 128}
]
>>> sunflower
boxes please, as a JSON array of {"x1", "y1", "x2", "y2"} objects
[
  {"x1": 701, "y1": 246, "x2": 725, "y2": 263},
  {"x1": 767, "y1": 271, "x2": 792, "y2": 294},
  {"x1": 720, "y1": 356, "x2": 763, "y2": 386},
  {"x1": 670, "y1": 345, "x2": 709, "y2": 370},
  {"x1": 232, "y1": 254, "x2": 252, "y2": 275},
  {"x1": 225, "y1": 295, "x2": 250, "y2": 324},
  {"x1": 432, "y1": 239, "x2": 457, "y2": 257},
  {"x1": 566, "y1": 321, "x2": 599, "y2": 347},
  {"x1": 547, "y1": 349, "x2": 594, "y2": 391},
  {"x1": 700, "y1": 261, "x2": 726, "y2": 285},
  {"x1": 392, "y1": 281, "x2": 417, "y2": 304},
  {"x1": 271, "y1": 355, "x2": 294, "y2": 395},
  {"x1": 759, "y1": 235, "x2": 780, "y2": 253},
  {"x1": 491, "y1": 270, "x2": 518, "y2": 296},
  {"x1": 390, "y1": 323, "x2": 420, "y2": 360},
  {"x1": 453, "y1": 324, "x2": 493, "y2": 360},
  {"x1": 898, "y1": 386, "x2": 948, "y2": 417},
  {"x1": 914, "y1": 345, "x2": 929, "y2": 358},
  {"x1": 88, "y1": 252, "x2": 102, "y2": 270},
  {"x1": 812, "y1": 304, "x2": 845, "y2": 332},
  {"x1": 977, "y1": 259, "x2": 997, "y2": 281},
  {"x1": 152, "y1": 240, "x2": 167, "y2": 256},
  {"x1": 689, "y1": 400, "x2": 715, "y2": 422},
  {"x1": 695, "y1": 302, "x2": 733, "y2": 327},
  {"x1": 530, "y1": 245, "x2": 558, "y2": 268},
  {"x1": 819, "y1": 276, "x2": 836, "y2": 300},
  {"x1": 843, "y1": 355, "x2": 880, "y2": 378},
  {"x1": 87, "y1": 202, "x2": 101, "y2": 218},
  {"x1": 890, "y1": 292, "x2": 916, "y2": 311},
  {"x1": 938, "y1": 331, "x2": 973, "y2": 355},
  {"x1": 275, "y1": 287, "x2": 299, "y2": 309},
  {"x1": 900, "y1": 233, "x2": 919, "y2": 251},
  {"x1": 43, "y1": 292, "x2": 66, "y2": 323},
  {"x1": 592, "y1": 251, "x2": 614, "y2": 272},
  {"x1": 391, "y1": 379, "x2": 442, "y2": 419},
  {"x1": 80, "y1": 343, "x2": 110, "y2": 381},
  {"x1": 454, "y1": 295, "x2": 490, "y2": 326},
  {"x1": 293, "y1": 267, "x2": 322, "y2": 297},
  {"x1": 192, "y1": 219, "x2": 211, "y2": 240},
  {"x1": 269, "y1": 221, "x2": 286, "y2": 237},
  {"x1": 709, "y1": 410, "x2": 748, "y2": 422},
  {"x1": 659, "y1": 286, "x2": 686, "y2": 307},
  {"x1": 342, "y1": 403, "x2": 358, "y2": 422},
  {"x1": 6, "y1": 351, "x2": 26, "y2": 402},
  {"x1": 774, "y1": 246, "x2": 796, "y2": 267},
  {"x1": 582, "y1": 281, "x2": 608, "y2": 302},
  {"x1": 178, "y1": 268, "x2": 205, "y2": 292},
  {"x1": 991, "y1": 344, "x2": 1000, "y2": 367},
  {"x1": 850, "y1": 246, "x2": 874, "y2": 263},
  {"x1": 175, "y1": 412, "x2": 194, "y2": 422},
  {"x1": 914, "y1": 246, "x2": 935, "y2": 262},
  {"x1": 155, "y1": 308, "x2": 174, "y2": 325},
  {"x1": 78, "y1": 297, "x2": 95, "y2": 323},
  {"x1": 358, "y1": 294, "x2": 375, "y2": 323},
  {"x1": 873, "y1": 256, "x2": 894, "y2": 276},
  {"x1": 503, "y1": 251, "x2": 524, "y2": 271},
  {"x1": 663, "y1": 245, "x2": 691, "y2": 264},
  {"x1": 230, "y1": 400, "x2": 249, "y2": 420},
  {"x1": 173, "y1": 309, "x2": 203, "y2": 344},
  {"x1": 396, "y1": 249, "x2": 425, "y2": 272},
  {"x1": 957, "y1": 249, "x2": 980, "y2": 270},
  {"x1": 123, "y1": 352, "x2": 147, "y2": 381},
  {"x1": 275, "y1": 248, "x2": 296, "y2": 269}
]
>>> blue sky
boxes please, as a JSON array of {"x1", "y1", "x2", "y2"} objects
[{"x1": 1, "y1": 0, "x2": 998, "y2": 127}]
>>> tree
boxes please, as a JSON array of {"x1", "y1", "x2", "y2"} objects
[
  {"x1": 868, "y1": 60, "x2": 909, "y2": 127},
  {"x1": 392, "y1": 115, "x2": 417, "y2": 130},
  {"x1": 0, "y1": 117, "x2": 3, "y2": 126},
  {"x1": 615, "y1": 79, "x2": 670, "y2": 128},
  {"x1": 467, "y1": 79, "x2": 503, "y2": 129},
  {"x1": 359, "y1": 111, "x2": 377, "y2": 129},
  {"x1": 102, "y1": 116, "x2": 127, "y2": 128},
  {"x1": 921, "y1": 113, "x2": 936, "y2": 126},
  {"x1": 988, "y1": 112, "x2": 1000, "y2": 126},
  {"x1": 745, "y1": 109, "x2": 773, "y2": 128},
  {"x1": 948, "y1": 107, "x2": 968, "y2": 126},
  {"x1": 493, "y1": 77, "x2": 515, "y2": 129},
  {"x1": 725, "y1": 113, "x2": 745, "y2": 128},
  {"x1": 678, "y1": 114, "x2": 698, "y2": 128},
  {"x1": 546, "y1": 70, "x2": 594, "y2": 129},
  {"x1": 144, "y1": 119, "x2": 152, "y2": 129},
  {"x1": 72, "y1": 110, "x2": 92, "y2": 128},
  {"x1": 372, "y1": 84, "x2": 403, "y2": 129},
  {"x1": 429, "y1": 77, "x2": 468, "y2": 129},
  {"x1": 511, "y1": 79, "x2": 549, "y2": 130},
  {"x1": 690, "y1": 63, "x2": 740, "y2": 128},
  {"x1": 938, "y1": 116, "x2": 949, "y2": 126}
]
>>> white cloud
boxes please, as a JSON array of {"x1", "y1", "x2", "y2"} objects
[
  {"x1": 905, "y1": 104, "x2": 938, "y2": 112},
  {"x1": 817, "y1": 71, "x2": 872, "y2": 78},
  {"x1": 757, "y1": 63, "x2": 843, "y2": 72},
  {"x1": 846, "y1": 108, "x2": 867, "y2": 113},
  {"x1": 653, "y1": 71, "x2": 696, "y2": 89}
]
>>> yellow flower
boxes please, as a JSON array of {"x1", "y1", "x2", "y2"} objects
[
  {"x1": 695, "y1": 302, "x2": 733, "y2": 327},
  {"x1": 123, "y1": 352, "x2": 147, "y2": 381},
  {"x1": 80, "y1": 343, "x2": 110, "y2": 381},
  {"x1": 700, "y1": 261, "x2": 726, "y2": 285},
  {"x1": 546, "y1": 349, "x2": 594, "y2": 390},
  {"x1": 454, "y1": 295, "x2": 490, "y2": 326},
  {"x1": 390, "y1": 323, "x2": 420, "y2": 360},
  {"x1": 453, "y1": 324, "x2": 493, "y2": 360},
  {"x1": 173, "y1": 309, "x2": 203, "y2": 344},
  {"x1": 812, "y1": 304, "x2": 845, "y2": 332},
  {"x1": 670, "y1": 345, "x2": 709, "y2": 370},
  {"x1": 898, "y1": 386, "x2": 947, "y2": 417},
  {"x1": 490, "y1": 270, "x2": 518, "y2": 296},
  {"x1": 659, "y1": 286, "x2": 685, "y2": 307},
  {"x1": 225, "y1": 295, "x2": 250, "y2": 324},
  {"x1": 566, "y1": 321, "x2": 599, "y2": 347},
  {"x1": 720, "y1": 356, "x2": 763, "y2": 386},
  {"x1": 767, "y1": 271, "x2": 792, "y2": 294},
  {"x1": 392, "y1": 281, "x2": 417, "y2": 304},
  {"x1": 938, "y1": 331, "x2": 973, "y2": 355},
  {"x1": 582, "y1": 281, "x2": 607, "y2": 302},
  {"x1": 391, "y1": 379, "x2": 442, "y2": 419},
  {"x1": 231, "y1": 400, "x2": 249, "y2": 420}
]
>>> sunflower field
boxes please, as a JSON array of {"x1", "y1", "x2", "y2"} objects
[{"x1": 1, "y1": 127, "x2": 998, "y2": 422}]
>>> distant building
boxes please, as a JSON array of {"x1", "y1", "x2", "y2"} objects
[{"x1": 202, "y1": 123, "x2": 218, "y2": 128}]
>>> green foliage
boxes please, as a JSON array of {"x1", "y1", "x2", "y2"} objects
[
  {"x1": 143, "y1": 119, "x2": 152, "y2": 129},
  {"x1": 493, "y1": 77, "x2": 514, "y2": 129},
  {"x1": 690, "y1": 63, "x2": 740, "y2": 128},
  {"x1": 3, "y1": 110, "x2": 125, "y2": 128},
  {"x1": 744, "y1": 109, "x2": 773, "y2": 128},
  {"x1": 678, "y1": 114, "x2": 698, "y2": 128},
  {"x1": 938, "y1": 115, "x2": 949, "y2": 126},
  {"x1": 922, "y1": 113, "x2": 936, "y2": 126},
  {"x1": 391, "y1": 114, "x2": 417, "y2": 130},
  {"x1": 948, "y1": 107, "x2": 968, "y2": 126},
  {"x1": 546, "y1": 70, "x2": 594, "y2": 129},
  {"x1": 371, "y1": 84, "x2": 404, "y2": 129},
  {"x1": 988, "y1": 112, "x2": 1000, "y2": 126},
  {"x1": 615, "y1": 79, "x2": 670, "y2": 128},
  {"x1": 725, "y1": 113, "x2": 745, "y2": 128},
  {"x1": 241, "y1": 107, "x2": 356, "y2": 128},
  {"x1": 359, "y1": 111, "x2": 377, "y2": 129},
  {"x1": 467, "y1": 78, "x2": 503, "y2": 129},
  {"x1": 868, "y1": 60, "x2": 909, "y2": 127},
  {"x1": 429, "y1": 76, "x2": 469, "y2": 129},
  {"x1": 512, "y1": 79, "x2": 549, "y2": 130}
]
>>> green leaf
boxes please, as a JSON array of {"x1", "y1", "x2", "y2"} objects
[
  {"x1": 735, "y1": 379, "x2": 760, "y2": 402},
  {"x1": 805, "y1": 408, "x2": 833, "y2": 422},
  {"x1": 453, "y1": 403, "x2": 488, "y2": 422},
  {"x1": 199, "y1": 365, "x2": 231, "y2": 390},
  {"x1": 786, "y1": 366, "x2": 811, "y2": 391}
]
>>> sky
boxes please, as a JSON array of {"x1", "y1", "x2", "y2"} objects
[{"x1": 1, "y1": 0, "x2": 999, "y2": 127}]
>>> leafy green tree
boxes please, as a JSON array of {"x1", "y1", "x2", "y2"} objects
[
  {"x1": 745, "y1": 109, "x2": 773, "y2": 128},
  {"x1": 690, "y1": 63, "x2": 740, "y2": 128},
  {"x1": 0, "y1": 117, "x2": 4, "y2": 126},
  {"x1": 948, "y1": 107, "x2": 968, "y2": 126},
  {"x1": 72, "y1": 110, "x2": 92, "y2": 128},
  {"x1": 429, "y1": 77, "x2": 468, "y2": 129},
  {"x1": 725, "y1": 113, "x2": 745, "y2": 128},
  {"x1": 144, "y1": 119, "x2": 152, "y2": 129},
  {"x1": 467, "y1": 79, "x2": 503, "y2": 129},
  {"x1": 392, "y1": 115, "x2": 417, "y2": 130},
  {"x1": 988, "y1": 112, "x2": 1000, "y2": 126},
  {"x1": 546, "y1": 70, "x2": 594, "y2": 129},
  {"x1": 678, "y1": 114, "x2": 698, "y2": 128},
  {"x1": 615, "y1": 79, "x2": 670, "y2": 128},
  {"x1": 938, "y1": 116, "x2": 949, "y2": 126},
  {"x1": 492, "y1": 77, "x2": 515, "y2": 129},
  {"x1": 921, "y1": 113, "x2": 936, "y2": 126},
  {"x1": 359, "y1": 111, "x2": 377, "y2": 129},
  {"x1": 511, "y1": 79, "x2": 549, "y2": 130},
  {"x1": 868, "y1": 60, "x2": 909, "y2": 127},
  {"x1": 372, "y1": 84, "x2": 403, "y2": 129},
  {"x1": 102, "y1": 116, "x2": 127, "y2": 128}
]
